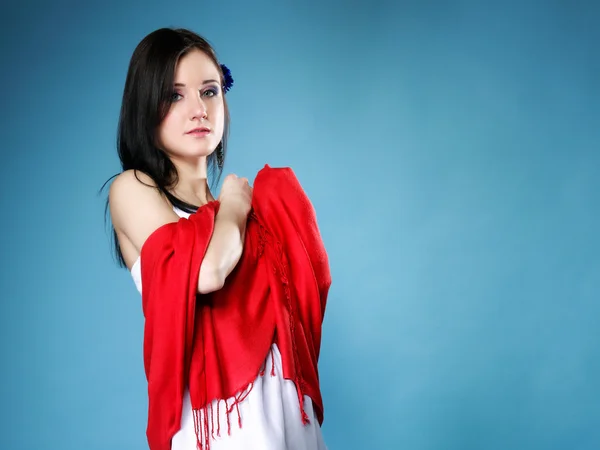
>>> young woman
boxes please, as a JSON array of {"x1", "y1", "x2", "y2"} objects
[{"x1": 107, "y1": 28, "x2": 331, "y2": 450}]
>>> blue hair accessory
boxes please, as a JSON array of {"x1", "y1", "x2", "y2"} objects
[{"x1": 220, "y1": 64, "x2": 234, "y2": 93}]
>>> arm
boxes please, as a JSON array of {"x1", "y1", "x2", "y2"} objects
[
  {"x1": 109, "y1": 170, "x2": 247, "y2": 294},
  {"x1": 196, "y1": 200, "x2": 248, "y2": 293},
  {"x1": 200, "y1": 173, "x2": 253, "y2": 292}
]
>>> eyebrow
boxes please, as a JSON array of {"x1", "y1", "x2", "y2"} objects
[{"x1": 174, "y1": 79, "x2": 219, "y2": 87}]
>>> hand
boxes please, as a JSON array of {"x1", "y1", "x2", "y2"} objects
[{"x1": 218, "y1": 174, "x2": 253, "y2": 216}]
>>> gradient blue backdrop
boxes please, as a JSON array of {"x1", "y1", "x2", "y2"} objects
[{"x1": 1, "y1": 1, "x2": 598, "y2": 449}]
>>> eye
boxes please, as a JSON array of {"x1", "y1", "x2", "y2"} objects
[
  {"x1": 171, "y1": 92, "x2": 183, "y2": 102},
  {"x1": 202, "y1": 86, "x2": 220, "y2": 98}
]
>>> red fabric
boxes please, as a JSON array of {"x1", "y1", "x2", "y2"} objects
[{"x1": 140, "y1": 165, "x2": 331, "y2": 450}]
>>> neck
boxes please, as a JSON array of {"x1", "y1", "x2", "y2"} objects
[{"x1": 170, "y1": 157, "x2": 215, "y2": 206}]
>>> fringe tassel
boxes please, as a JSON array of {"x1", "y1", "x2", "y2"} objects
[
  {"x1": 217, "y1": 400, "x2": 221, "y2": 437},
  {"x1": 270, "y1": 347, "x2": 276, "y2": 376},
  {"x1": 193, "y1": 406, "x2": 205, "y2": 450},
  {"x1": 204, "y1": 405, "x2": 210, "y2": 449},
  {"x1": 210, "y1": 402, "x2": 215, "y2": 440},
  {"x1": 191, "y1": 380, "x2": 258, "y2": 449}
]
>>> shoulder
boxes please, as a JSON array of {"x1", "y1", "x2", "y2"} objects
[
  {"x1": 109, "y1": 170, "x2": 162, "y2": 205},
  {"x1": 109, "y1": 170, "x2": 171, "y2": 227},
  {"x1": 109, "y1": 170, "x2": 181, "y2": 256},
  {"x1": 109, "y1": 169, "x2": 157, "y2": 196}
]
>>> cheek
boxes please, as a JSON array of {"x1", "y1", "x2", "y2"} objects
[
  {"x1": 156, "y1": 117, "x2": 178, "y2": 149},
  {"x1": 213, "y1": 103, "x2": 225, "y2": 135},
  {"x1": 158, "y1": 110, "x2": 180, "y2": 137},
  {"x1": 156, "y1": 120, "x2": 170, "y2": 145}
]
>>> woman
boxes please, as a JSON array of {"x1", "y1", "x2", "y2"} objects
[{"x1": 107, "y1": 28, "x2": 331, "y2": 450}]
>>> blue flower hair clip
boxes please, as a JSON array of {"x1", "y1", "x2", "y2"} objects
[{"x1": 220, "y1": 64, "x2": 234, "y2": 93}]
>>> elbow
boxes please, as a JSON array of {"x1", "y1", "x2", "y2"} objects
[{"x1": 197, "y1": 262, "x2": 225, "y2": 294}]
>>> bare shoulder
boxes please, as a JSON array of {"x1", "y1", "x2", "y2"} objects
[
  {"x1": 109, "y1": 170, "x2": 162, "y2": 221},
  {"x1": 109, "y1": 169, "x2": 180, "y2": 256},
  {"x1": 110, "y1": 169, "x2": 157, "y2": 202}
]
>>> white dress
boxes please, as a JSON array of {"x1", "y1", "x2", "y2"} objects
[{"x1": 130, "y1": 207, "x2": 327, "y2": 450}]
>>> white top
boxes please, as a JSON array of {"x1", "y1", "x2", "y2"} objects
[{"x1": 130, "y1": 207, "x2": 327, "y2": 450}]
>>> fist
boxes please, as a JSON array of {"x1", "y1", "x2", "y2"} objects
[{"x1": 218, "y1": 174, "x2": 253, "y2": 216}]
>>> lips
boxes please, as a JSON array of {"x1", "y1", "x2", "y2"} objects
[{"x1": 186, "y1": 127, "x2": 211, "y2": 134}]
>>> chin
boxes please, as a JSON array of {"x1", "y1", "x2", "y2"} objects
[
  {"x1": 188, "y1": 145, "x2": 217, "y2": 158},
  {"x1": 165, "y1": 141, "x2": 218, "y2": 160}
]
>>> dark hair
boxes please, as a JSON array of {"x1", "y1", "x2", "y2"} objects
[{"x1": 102, "y1": 27, "x2": 230, "y2": 268}]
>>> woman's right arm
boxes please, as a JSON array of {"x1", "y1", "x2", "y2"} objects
[{"x1": 109, "y1": 170, "x2": 250, "y2": 294}]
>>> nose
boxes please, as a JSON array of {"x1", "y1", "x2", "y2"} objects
[{"x1": 191, "y1": 94, "x2": 207, "y2": 120}]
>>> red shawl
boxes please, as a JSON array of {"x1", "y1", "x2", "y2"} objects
[{"x1": 139, "y1": 165, "x2": 331, "y2": 450}]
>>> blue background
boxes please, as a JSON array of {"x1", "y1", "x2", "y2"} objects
[{"x1": 1, "y1": 1, "x2": 598, "y2": 449}]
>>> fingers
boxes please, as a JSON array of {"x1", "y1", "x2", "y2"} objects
[
  {"x1": 224, "y1": 174, "x2": 247, "y2": 182},
  {"x1": 222, "y1": 174, "x2": 251, "y2": 192}
]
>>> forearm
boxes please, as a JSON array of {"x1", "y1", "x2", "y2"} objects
[{"x1": 197, "y1": 202, "x2": 248, "y2": 293}]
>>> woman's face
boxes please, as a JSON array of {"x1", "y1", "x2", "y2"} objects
[{"x1": 157, "y1": 48, "x2": 225, "y2": 162}]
